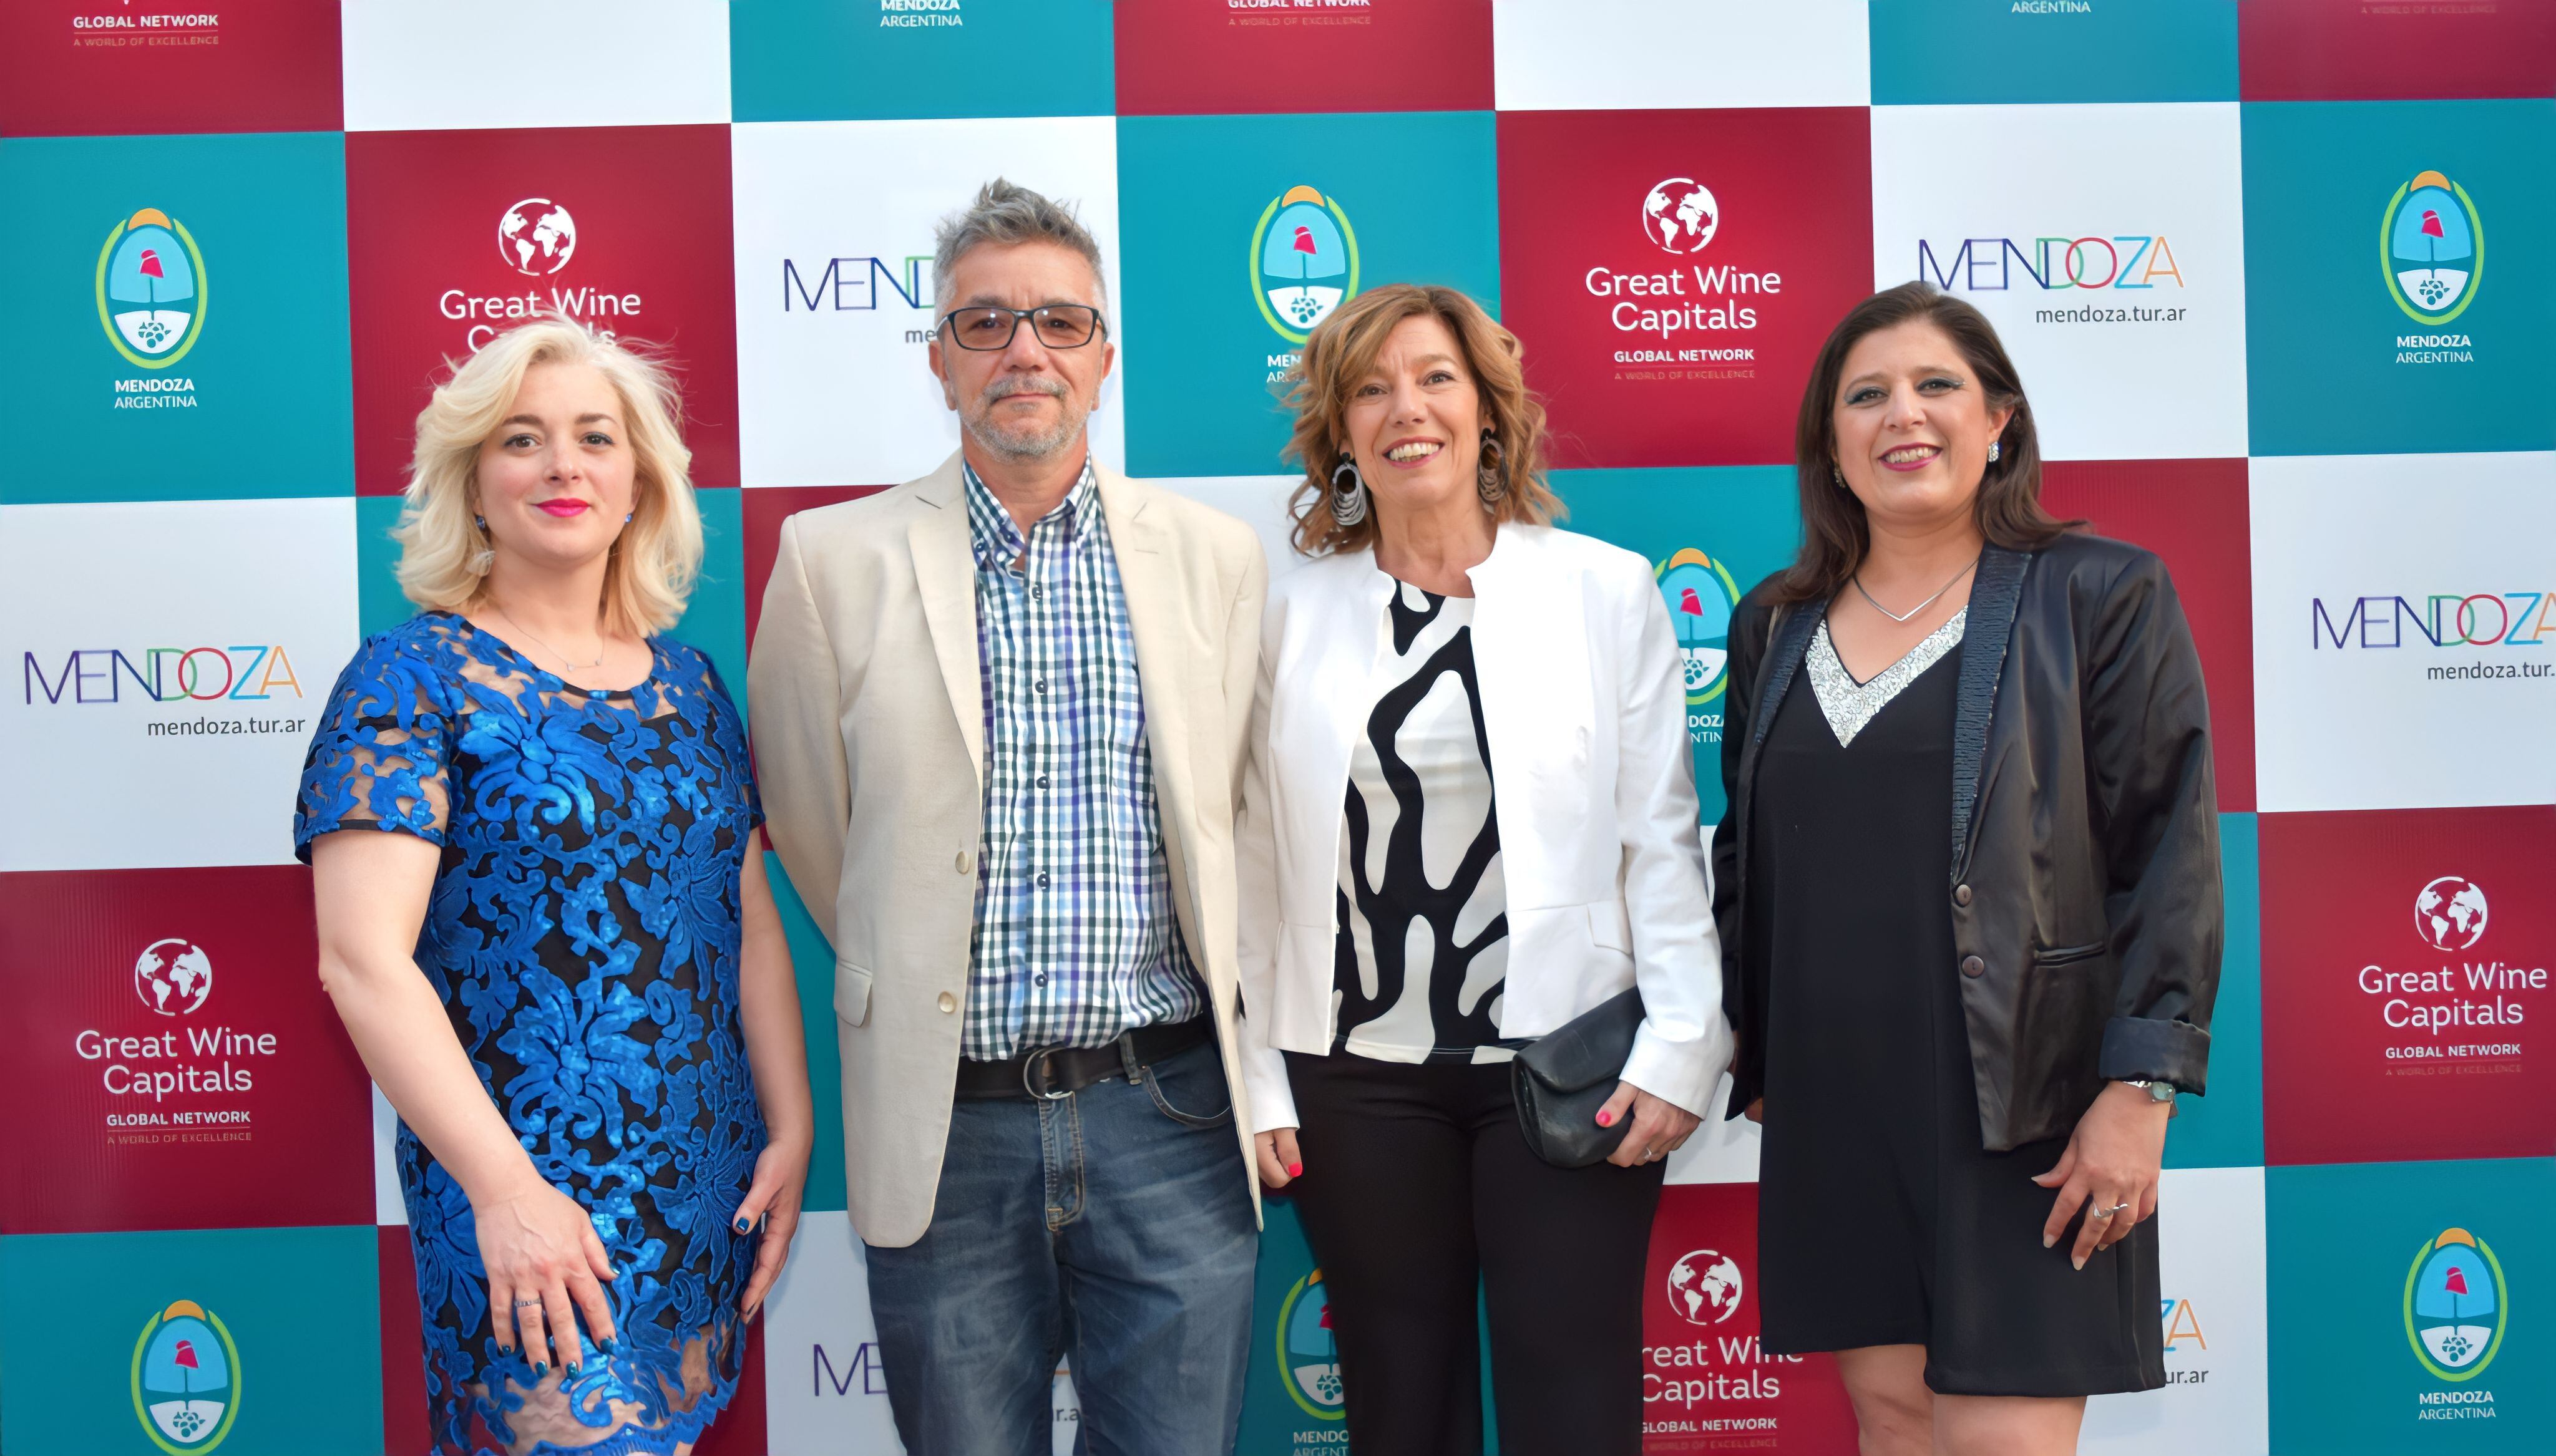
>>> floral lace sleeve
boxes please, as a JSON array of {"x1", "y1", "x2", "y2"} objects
[{"x1": 293, "y1": 629, "x2": 455, "y2": 861}]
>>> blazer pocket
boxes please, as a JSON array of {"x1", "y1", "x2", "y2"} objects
[
  {"x1": 835, "y1": 962, "x2": 875, "y2": 1028},
  {"x1": 1584, "y1": 900, "x2": 1634, "y2": 957},
  {"x1": 2031, "y1": 939, "x2": 2109, "y2": 968}
]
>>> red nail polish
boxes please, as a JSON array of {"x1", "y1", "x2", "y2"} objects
[
  {"x1": 1287, "y1": 1162, "x2": 1303, "y2": 1177},
  {"x1": 1596, "y1": 1110, "x2": 1614, "y2": 1126}
]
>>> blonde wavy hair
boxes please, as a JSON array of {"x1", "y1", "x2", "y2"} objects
[
  {"x1": 1282, "y1": 283, "x2": 1563, "y2": 557},
  {"x1": 393, "y1": 318, "x2": 703, "y2": 635}
]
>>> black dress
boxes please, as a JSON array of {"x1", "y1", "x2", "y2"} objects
[{"x1": 1747, "y1": 611, "x2": 2163, "y2": 1397}]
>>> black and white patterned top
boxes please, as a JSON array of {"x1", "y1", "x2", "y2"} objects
[{"x1": 1332, "y1": 581, "x2": 1512, "y2": 1064}]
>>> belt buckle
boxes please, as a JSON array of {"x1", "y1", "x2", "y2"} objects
[{"x1": 1021, "y1": 1047, "x2": 1073, "y2": 1102}]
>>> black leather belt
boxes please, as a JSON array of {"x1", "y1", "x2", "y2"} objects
[{"x1": 954, "y1": 1016, "x2": 1213, "y2": 1102}]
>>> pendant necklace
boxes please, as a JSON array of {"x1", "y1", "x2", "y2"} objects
[
  {"x1": 1851, "y1": 558, "x2": 1976, "y2": 625},
  {"x1": 493, "y1": 603, "x2": 608, "y2": 671}
]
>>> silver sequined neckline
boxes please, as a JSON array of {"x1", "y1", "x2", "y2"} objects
[{"x1": 1806, "y1": 608, "x2": 1967, "y2": 747}]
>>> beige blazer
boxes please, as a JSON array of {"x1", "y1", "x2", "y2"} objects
[{"x1": 748, "y1": 451, "x2": 1269, "y2": 1248}]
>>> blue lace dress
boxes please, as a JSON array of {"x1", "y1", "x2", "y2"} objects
[{"x1": 293, "y1": 612, "x2": 768, "y2": 1456}]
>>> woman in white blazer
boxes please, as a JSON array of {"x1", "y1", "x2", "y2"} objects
[{"x1": 1236, "y1": 283, "x2": 1734, "y2": 1455}]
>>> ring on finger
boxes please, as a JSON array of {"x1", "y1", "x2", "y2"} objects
[{"x1": 2090, "y1": 1200, "x2": 2132, "y2": 1220}]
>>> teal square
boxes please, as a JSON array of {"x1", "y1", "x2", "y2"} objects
[
  {"x1": 1118, "y1": 112, "x2": 1501, "y2": 479},
  {"x1": 0, "y1": 132, "x2": 355, "y2": 505},
  {"x1": 671, "y1": 488, "x2": 748, "y2": 710},
  {"x1": 2241, "y1": 99, "x2": 2556, "y2": 456},
  {"x1": 731, "y1": 0, "x2": 1115, "y2": 121},
  {"x1": 0, "y1": 1225, "x2": 381, "y2": 1456},
  {"x1": 2164, "y1": 812, "x2": 2264, "y2": 1169},
  {"x1": 1548, "y1": 466, "x2": 1802, "y2": 827},
  {"x1": 1869, "y1": 0, "x2": 2238, "y2": 104},
  {"x1": 355, "y1": 493, "x2": 414, "y2": 638},
  {"x1": 2268, "y1": 1158, "x2": 2555, "y2": 1454}
]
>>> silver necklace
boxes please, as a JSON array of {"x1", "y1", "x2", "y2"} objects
[
  {"x1": 1851, "y1": 558, "x2": 1977, "y2": 624},
  {"x1": 492, "y1": 603, "x2": 608, "y2": 671}
]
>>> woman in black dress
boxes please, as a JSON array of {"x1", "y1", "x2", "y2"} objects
[{"x1": 1712, "y1": 283, "x2": 2221, "y2": 1454}]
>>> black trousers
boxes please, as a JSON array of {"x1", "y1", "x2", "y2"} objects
[{"x1": 1282, "y1": 1051, "x2": 1667, "y2": 1456}]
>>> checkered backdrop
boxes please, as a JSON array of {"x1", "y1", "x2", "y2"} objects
[{"x1": 2, "y1": 4, "x2": 2552, "y2": 1454}]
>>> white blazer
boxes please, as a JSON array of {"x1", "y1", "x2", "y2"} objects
[{"x1": 1234, "y1": 522, "x2": 1734, "y2": 1132}]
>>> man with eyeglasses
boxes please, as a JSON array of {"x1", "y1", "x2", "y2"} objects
[{"x1": 749, "y1": 178, "x2": 1269, "y2": 1454}]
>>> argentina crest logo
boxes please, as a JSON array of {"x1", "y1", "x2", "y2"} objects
[
  {"x1": 2404, "y1": 1227, "x2": 2505, "y2": 1382},
  {"x1": 1275, "y1": 1267, "x2": 1345, "y2": 1420},
  {"x1": 1656, "y1": 548, "x2": 1740, "y2": 707},
  {"x1": 2381, "y1": 170, "x2": 2481, "y2": 327},
  {"x1": 132, "y1": 1298, "x2": 240, "y2": 1452},
  {"x1": 97, "y1": 208, "x2": 208, "y2": 369},
  {"x1": 1252, "y1": 185, "x2": 1358, "y2": 344}
]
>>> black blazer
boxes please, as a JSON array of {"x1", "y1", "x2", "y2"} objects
[{"x1": 1711, "y1": 533, "x2": 2222, "y2": 1152}]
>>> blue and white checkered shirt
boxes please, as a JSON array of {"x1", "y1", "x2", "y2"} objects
[{"x1": 961, "y1": 458, "x2": 1205, "y2": 1060}]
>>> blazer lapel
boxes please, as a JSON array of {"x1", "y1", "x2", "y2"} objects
[
  {"x1": 1949, "y1": 545, "x2": 2030, "y2": 878},
  {"x1": 1096, "y1": 468, "x2": 1201, "y2": 871},
  {"x1": 908, "y1": 455, "x2": 984, "y2": 789}
]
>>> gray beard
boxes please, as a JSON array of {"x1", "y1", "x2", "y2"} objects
[{"x1": 963, "y1": 379, "x2": 1085, "y2": 463}]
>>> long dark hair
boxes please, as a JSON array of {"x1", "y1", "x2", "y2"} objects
[{"x1": 1774, "y1": 281, "x2": 2076, "y2": 604}]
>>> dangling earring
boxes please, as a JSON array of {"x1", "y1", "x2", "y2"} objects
[
  {"x1": 1831, "y1": 466, "x2": 1846, "y2": 488},
  {"x1": 1329, "y1": 457, "x2": 1370, "y2": 528},
  {"x1": 1987, "y1": 439, "x2": 2002, "y2": 463},
  {"x1": 1476, "y1": 429, "x2": 1506, "y2": 508}
]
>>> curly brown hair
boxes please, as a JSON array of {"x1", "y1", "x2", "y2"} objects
[{"x1": 1280, "y1": 283, "x2": 1564, "y2": 557}]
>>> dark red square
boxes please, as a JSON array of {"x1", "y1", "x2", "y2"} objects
[
  {"x1": 1113, "y1": 0, "x2": 1492, "y2": 116},
  {"x1": 2258, "y1": 805, "x2": 2556, "y2": 1167},
  {"x1": 2042, "y1": 459, "x2": 2256, "y2": 812},
  {"x1": 0, "y1": 0, "x2": 342, "y2": 137},
  {"x1": 741, "y1": 485, "x2": 892, "y2": 653},
  {"x1": 1498, "y1": 109, "x2": 1875, "y2": 470},
  {"x1": 345, "y1": 126, "x2": 741, "y2": 498},
  {"x1": 1644, "y1": 1182, "x2": 1858, "y2": 1453},
  {"x1": 379, "y1": 1225, "x2": 431, "y2": 1456},
  {"x1": 0, "y1": 865, "x2": 372, "y2": 1233},
  {"x1": 2240, "y1": 0, "x2": 2556, "y2": 100}
]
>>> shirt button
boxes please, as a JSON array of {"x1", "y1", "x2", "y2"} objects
[
  {"x1": 1034, "y1": 974, "x2": 1048, "y2": 988},
  {"x1": 1954, "y1": 883, "x2": 1973, "y2": 906},
  {"x1": 955, "y1": 850, "x2": 973, "y2": 875},
  {"x1": 1036, "y1": 871, "x2": 1050, "y2": 888},
  {"x1": 937, "y1": 991, "x2": 957, "y2": 1014},
  {"x1": 1030, "y1": 586, "x2": 1043, "y2": 600},
  {"x1": 1960, "y1": 955, "x2": 1986, "y2": 978},
  {"x1": 1033, "y1": 679, "x2": 1046, "y2": 694},
  {"x1": 1036, "y1": 774, "x2": 1050, "y2": 789}
]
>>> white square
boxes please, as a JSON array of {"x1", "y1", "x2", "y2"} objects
[
  {"x1": 342, "y1": 0, "x2": 731, "y2": 132},
  {"x1": 1493, "y1": 0, "x2": 1871, "y2": 110},
  {"x1": 2250, "y1": 452, "x2": 2556, "y2": 812},
  {"x1": 2083, "y1": 1167, "x2": 2270, "y2": 1456},
  {"x1": 1, "y1": 498, "x2": 359, "y2": 872},
  {"x1": 731, "y1": 118, "x2": 1124, "y2": 490},
  {"x1": 1870, "y1": 103, "x2": 2249, "y2": 462}
]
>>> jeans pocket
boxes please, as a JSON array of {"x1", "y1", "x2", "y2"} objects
[{"x1": 1142, "y1": 1050, "x2": 1234, "y2": 1130}]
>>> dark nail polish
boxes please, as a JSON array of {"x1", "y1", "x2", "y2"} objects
[
  {"x1": 566, "y1": 1361, "x2": 580, "y2": 1376},
  {"x1": 496, "y1": 1344, "x2": 513, "y2": 1357},
  {"x1": 734, "y1": 1215, "x2": 751, "y2": 1232},
  {"x1": 597, "y1": 1336, "x2": 617, "y2": 1354},
  {"x1": 534, "y1": 1362, "x2": 549, "y2": 1379}
]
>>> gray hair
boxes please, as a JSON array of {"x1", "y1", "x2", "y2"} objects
[{"x1": 930, "y1": 178, "x2": 1109, "y2": 317}]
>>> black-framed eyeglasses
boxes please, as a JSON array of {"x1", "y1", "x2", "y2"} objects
[{"x1": 937, "y1": 304, "x2": 1106, "y2": 351}]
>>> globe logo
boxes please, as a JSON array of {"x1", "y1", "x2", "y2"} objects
[
  {"x1": 1657, "y1": 548, "x2": 1740, "y2": 707},
  {"x1": 95, "y1": 206, "x2": 207, "y2": 369},
  {"x1": 2414, "y1": 876, "x2": 2487, "y2": 953},
  {"x1": 2404, "y1": 1228, "x2": 2505, "y2": 1382},
  {"x1": 1274, "y1": 1267, "x2": 1345, "y2": 1420},
  {"x1": 1251, "y1": 185, "x2": 1358, "y2": 345},
  {"x1": 1667, "y1": 1248, "x2": 1745, "y2": 1326},
  {"x1": 1643, "y1": 178, "x2": 1719, "y2": 255},
  {"x1": 132, "y1": 1299, "x2": 239, "y2": 1453},
  {"x1": 2381, "y1": 170, "x2": 2480, "y2": 326},
  {"x1": 134, "y1": 939, "x2": 215, "y2": 1017},
  {"x1": 499, "y1": 198, "x2": 578, "y2": 277}
]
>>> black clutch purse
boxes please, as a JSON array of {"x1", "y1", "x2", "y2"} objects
[{"x1": 1506, "y1": 988, "x2": 1644, "y2": 1169}]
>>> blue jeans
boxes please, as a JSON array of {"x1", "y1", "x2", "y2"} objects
[{"x1": 866, "y1": 1036, "x2": 1257, "y2": 1456}]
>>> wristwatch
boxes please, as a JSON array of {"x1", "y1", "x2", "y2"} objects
[{"x1": 2122, "y1": 1079, "x2": 2177, "y2": 1105}]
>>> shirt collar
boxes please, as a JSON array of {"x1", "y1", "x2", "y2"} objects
[{"x1": 962, "y1": 456, "x2": 1100, "y2": 570}]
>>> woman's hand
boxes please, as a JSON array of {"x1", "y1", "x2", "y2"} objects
[
  {"x1": 736, "y1": 1133, "x2": 812, "y2": 1321},
  {"x1": 1254, "y1": 1128, "x2": 1304, "y2": 1190},
  {"x1": 1599, "y1": 1082, "x2": 1701, "y2": 1167},
  {"x1": 474, "y1": 1175, "x2": 618, "y2": 1376},
  {"x1": 2033, "y1": 1082, "x2": 2171, "y2": 1269}
]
